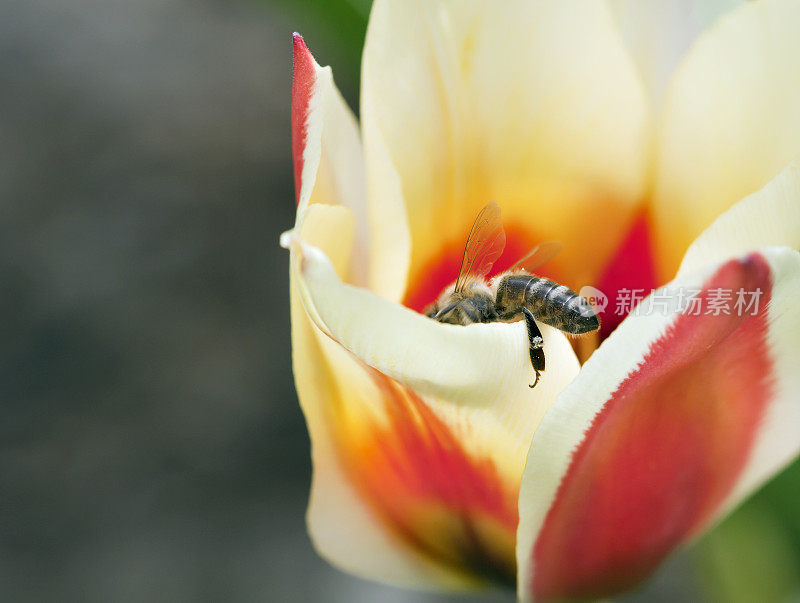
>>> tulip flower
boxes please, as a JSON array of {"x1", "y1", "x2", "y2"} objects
[{"x1": 282, "y1": 0, "x2": 800, "y2": 600}]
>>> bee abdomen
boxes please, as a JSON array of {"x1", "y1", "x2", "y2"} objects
[
  {"x1": 524, "y1": 278, "x2": 569, "y2": 309},
  {"x1": 525, "y1": 277, "x2": 598, "y2": 334}
]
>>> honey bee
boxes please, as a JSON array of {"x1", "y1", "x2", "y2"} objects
[{"x1": 424, "y1": 201, "x2": 599, "y2": 388}]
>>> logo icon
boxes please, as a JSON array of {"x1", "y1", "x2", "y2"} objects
[{"x1": 578, "y1": 286, "x2": 608, "y2": 315}]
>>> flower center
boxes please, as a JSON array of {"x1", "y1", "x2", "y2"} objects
[
  {"x1": 404, "y1": 209, "x2": 660, "y2": 357},
  {"x1": 403, "y1": 226, "x2": 560, "y2": 313}
]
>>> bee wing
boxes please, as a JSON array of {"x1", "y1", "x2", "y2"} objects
[
  {"x1": 510, "y1": 240, "x2": 562, "y2": 274},
  {"x1": 454, "y1": 201, "x2": 506, "y2": 292}
]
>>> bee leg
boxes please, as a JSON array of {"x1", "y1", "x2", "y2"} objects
[{"x1": 522, "y1": 307, "x2": 545, "y2": 388}]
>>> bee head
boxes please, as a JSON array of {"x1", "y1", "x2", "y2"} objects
[{"x1": 425, "y1": 297, "x2": 460, "y2": 323}]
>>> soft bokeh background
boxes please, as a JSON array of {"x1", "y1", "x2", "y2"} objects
[{"x1": 2, "y1": 0, "x2": 799, "y2": 601}]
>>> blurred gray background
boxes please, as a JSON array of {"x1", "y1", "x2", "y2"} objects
[{"x1": 2, "y1": 0, "x2": 798, "y2": 601}]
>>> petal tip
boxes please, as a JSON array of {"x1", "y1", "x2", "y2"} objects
[
  {"x1": 291, "y1": 32, "x2": 318, "y2": 205},
  {"x1": 292, "y1": 31, "x2": 306, "y2": 52},
  {"x1": 292, "y1": 32, "x2": 316, "y2": 69},
  {"x1": 279, "y1": 229, "x2": 296, "y2": 250},
  {"x1": 281, "y1": 230, "x2": 326, "y2": 276}
]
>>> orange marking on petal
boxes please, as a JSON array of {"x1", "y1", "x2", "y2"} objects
[
  {"x1": 403, "y1": 226, "x2": 564, "y2": 313},
  {"x1": 335, "y1": 367, "x2": 519, "y2": 584},
  {"x1": 530, "y1": 253, "x2": 774, "y2": 600}
]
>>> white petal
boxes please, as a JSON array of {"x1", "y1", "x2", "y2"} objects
[
  {"x1": 607, "y1": 0, "x2": 742, "y2": 108},
  {"x1": 679, "y1": 158, "x2": 800, "y2": 276},
  {"x1": 653, "y1": 0, "x2": 800, "y2": 275},
  {"x1": 291, "y1": 223, "x2": 581, "y2": 467}
]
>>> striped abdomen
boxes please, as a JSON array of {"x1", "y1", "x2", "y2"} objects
[{"x1": 495, "y1": 274, "x2": 599, "y2": 334}]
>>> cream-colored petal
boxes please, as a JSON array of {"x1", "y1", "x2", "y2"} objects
[
  {"x1": 607, "y1": 0, "x2": 742, "y2": 109},
  {"x1": 679, "y1": 158, "x2": 800, "y2": 276},
  {"x1": 289, "y1": 227, "x2": 581, "y2": 481},
  {"x1": 653, "y1": 0, "x2": 800, "y2": 277},
  {"x1": 361, "y1": 0, "x2": 649, "y2": 303},
  {"x1": 360, "y1": 96, "x2": 411, "y2": 302},
  {"x1": 288, "y1": 205, "x2": 468, "y2": 588},
  {"x1": 286, "y1": 203, "x2": 581, "y2": 589}
]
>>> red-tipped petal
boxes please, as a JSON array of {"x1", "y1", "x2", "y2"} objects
[
  {"x1": 288, "y1": 34, "x2": 369, "y2": 287},
  {"x1": 517, "y1": 161, "x2": 800, "y2": 601},
  {"x1": 531, "y1": 254, "x2": 774, "y2": 600},
  {"x1": 291, "y1": 33, "x2": 316, "y2": 204}
]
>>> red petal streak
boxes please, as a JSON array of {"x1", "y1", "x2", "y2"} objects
[
  {"x1": 595, "y1": 209, "x2": 659, "y2": 339},
  {"x1": 335, "y1": 367, "x2": 519, "y2": 584},
  {"x1": 291, "y1": 33, "x2": 316, "y2": 204},
  {"x1": 531, "y1": 253, "x2": 774, "y2": 600}
]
